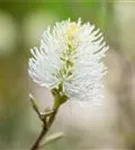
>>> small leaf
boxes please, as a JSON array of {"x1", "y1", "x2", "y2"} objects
[{"x1": 41, "y1": 132, "x2": 65, "y2": 147}]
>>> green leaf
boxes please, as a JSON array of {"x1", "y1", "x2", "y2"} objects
[{"x1": 41, "y1": 132, "x2": 65, "y2": 148}]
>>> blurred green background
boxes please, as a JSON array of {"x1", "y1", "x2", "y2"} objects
[{"x1": 0, "y1": 0, "x2": 135, "y2": 149}]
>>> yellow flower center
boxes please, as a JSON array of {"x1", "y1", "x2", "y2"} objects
[{"x1": 66, "y1": 23, "x2": 80, "y2": 45}]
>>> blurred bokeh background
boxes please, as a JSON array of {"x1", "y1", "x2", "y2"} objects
[{"x1": 0, "y1": 0, "x2": 135, "y2": 149}]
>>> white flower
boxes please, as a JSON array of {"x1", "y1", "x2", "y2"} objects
[{"x1": 28, "y1": 18, "x2": 108, "y2": 102}]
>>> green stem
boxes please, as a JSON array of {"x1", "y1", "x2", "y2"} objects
[{"x1": 30, "y1": 109, "x2": 58, "y2": 150}]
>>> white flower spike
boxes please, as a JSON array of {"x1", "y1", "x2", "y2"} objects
[{"x1": 28, "y1": 18, "x2": 108, "y2": 102}]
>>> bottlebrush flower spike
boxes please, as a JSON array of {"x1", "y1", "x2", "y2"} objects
[{"x1": 28, "y1": 18, "x2": 108, "y2": 102}]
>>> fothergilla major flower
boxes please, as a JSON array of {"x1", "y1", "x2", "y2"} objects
[{"x1": 28, "y1": 18, "x2": 108, "y2": 103}]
